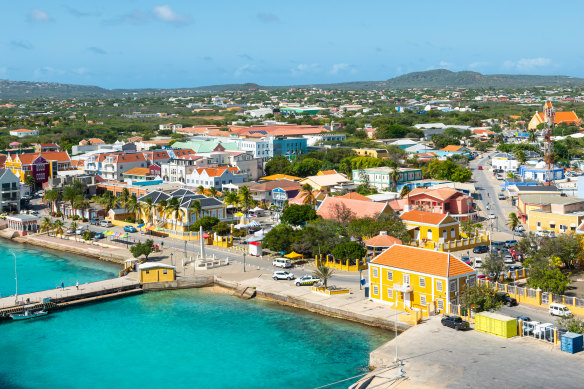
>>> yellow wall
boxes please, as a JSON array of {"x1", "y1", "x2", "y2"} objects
[
  {"x1": 527, "y1": 210, "x2": 581, "y2": 234},
  {"x1": 139, "y1": 267, "x2": 175, "y2": 283},
  {"x1": 404, "y1": 221, "x2": 460, "y2": 243}
]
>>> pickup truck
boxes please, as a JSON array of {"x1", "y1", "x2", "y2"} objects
[
  {"x1": 294, "y1": 275, "x2": 321, "y2": 286},
  {"x1": 496, "y1": 292, "x2": 518, "y2": 307},
  {"x1": 441, "y1": 316, "x2": 470, "y2": 331}
]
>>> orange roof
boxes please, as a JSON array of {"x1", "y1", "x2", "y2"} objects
[
  {"x1": 371, "y1": 244, "x2": 475, "y2": 278},
  {"x1": 339, "y1": 192, "x2": 371, "y2": 201},
  {"x1": 123, "y1": 167, "x2": 151, "y2": 176},
  {"x1": 408, "y1": 187, "x2": 460, "y2": 201},
  {"x1": 195, "y1": 167, "x2": 239, "y2": 177},
  {"x1": 364, "y1": 234, "x2": 402, "y2": 247},
  {"x1": 535, "y1": 111, "x2": 581, "y2": 124},
  {"x1": 440, "y1": 145, "x2": 464, "y2": 152},
  {"x1": 400, "y1": 210, "x2": 451, "y2": 225},
  {"x1": 260, "y1": 174, "x2": 302, "y2": 181},
  {"x1": 318, "y1": 170, "x2": 338, "y2": 176},
  {"x1": 317, "y1": 197, "x2": 390, "y2": 220},
  {"x1": 11, "y1": 129, "x2": 36, "y2": 133},
  {"x1": 88, "y1": 138, "x2": 105, "y2": 144},
  {"x1": 17, "y1": 151, "x2": 70, "y2": 165}
]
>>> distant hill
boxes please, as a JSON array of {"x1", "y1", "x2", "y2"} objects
[{"x1": 3, "y1": 70, "x2": 584, "y2": 99}]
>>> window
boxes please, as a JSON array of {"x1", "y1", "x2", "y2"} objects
[
  {"x1": 403, "y1": 274, "x2": 410, "y2": 285},
  {"x1": 537, "y1": 221, "x2": 541, "y2": 228},
  {"x1": 387, "y1": 289, "x2": 393, "y2": 299},
  {"x1": 145, "y1": 270, "x2": 150, "y2": 274},
  {"x1": 450, "y1": 280, "x2": 457, "y2": 291},
  {"x1": 386, "y1": 271, "x2": 393, "y2": 281},
  {"x1": 427, "y1": 229, "x2": 433, "y2": 240},
  {"x1": 163, "y1": 269, "x2": 168, "y2": 274},
  {"x1": 419, "y1": 277, "x2": 425, "y2": 288},
  {"x1": 373, "y1": 285, "x2": 379, "y2": 295},
  {"x1": 420, "y1": 295, "x2": 426, "y2": 305},
  {"x1": 549, "y1": 222, "x2": 556, "y2": 229},
  {"x1": 436, "y1": 299, "x2": 444, "y2": 311},
  {"x1": 451, "y1": 228, "x2": 456, "y2": 238},
  {"x1": 469, "y1": 277, "x2": 476, "y2": 287},
  {"x1": 436, "y1": 280, "x2": 443, "y2": 292},
  {"x1": 372, "y1": 267, "x2": 378, "y2": 278}
]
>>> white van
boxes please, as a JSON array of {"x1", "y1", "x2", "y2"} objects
[
  {"x1": 272, "y1": 258, "x2": 292, "y2": 268},
  {"x1": 549, "y1": 303, "x2": 572, "y2": 317},
  {"x1": 100, "y1": 220, "x2": 113, "y2": 227}
]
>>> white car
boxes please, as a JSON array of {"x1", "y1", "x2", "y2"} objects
[
  {"x1": 272, "y1": 271, "x2": 295, "y2": 281},
  {"x1": 474, "y1": 258, "x2": 483, "y2": 269},
  {"x1": 294, "y1": 275, "x2": 321, "y2": 286},
  {"x1": 487, "y1": 213, "x2": 496, "y2": 220}
]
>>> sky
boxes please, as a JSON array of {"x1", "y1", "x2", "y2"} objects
[{"x1": 2, "y1": 0, "x2": 584, "y2": 89}]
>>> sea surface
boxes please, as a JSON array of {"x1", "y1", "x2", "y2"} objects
[
  {"x1": 0, "y1": 240, "x2": 393, "y2": 389},
  {"x1": 0, "y1": 239, "x2": 120, "y2": 297}
]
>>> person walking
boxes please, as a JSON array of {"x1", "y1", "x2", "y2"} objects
[
  {"x1": 76, "y1": 281, "x2": 79, "y2": 290},
  {"x1": 61, "y1": 281, "x2": 64, "y2": 289}
]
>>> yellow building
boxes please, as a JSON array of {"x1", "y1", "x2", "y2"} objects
[
  {"x1": 352, "y1": 148, "x2": 388, "y2": 159},
  {"x1": 368, "y1": 244, "x2": 476, "y2": 313},
  {"x1": 527, "y1": 210, "x2": 583, "y2": 234},
  {"x1": 400, "y1": 210, "x2": 460, "y2": 244},
  {"x1": 138, "y1": 263, "x2": 176, "y2": 283}
]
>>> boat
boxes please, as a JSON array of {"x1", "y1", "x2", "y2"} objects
[{"x1": 10, "y1": 309, "x2": 49, "y2": 321}]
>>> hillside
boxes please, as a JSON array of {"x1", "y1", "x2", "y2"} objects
[{"x1": 3, "y1": 70, "x2": 584, "y2": 99}]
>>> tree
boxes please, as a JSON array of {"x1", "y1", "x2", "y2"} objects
[
  {"x1": 190, "y1": 216, "x2": 220, "y2": 232},
  {"x1": 238, "y1": 185, "x2": 253, "y2": 212},
  {"x1": 424, "y1": 159, "x2": 472, "y2": 183},
  {"x1": 262, "y1": 224, "x2": 300, "y2": 253},
  {"x1": 264, "y1": 155, "x2": 291, "y2": 176},
  {"x1": 44, "y1": 189, "x2": 61, "y2": 210},
  {"x1": 331, "y1": 241, "x2": 366, "y2": 262},
  {"x1": 130, "y1": 239, "x2": 155, "y2": 261},
  {"x1": 165, "y1": 197, "x2": 183, "y2": 232},
  {"x1": 72, "y1": 195, "x2": 90, "y2": 219},
  {"x1": 212, "y1": 222, "x2": 230, "y2": 236},
  {"x1": 119, "y1": 188, "x2": 130, "y2": 207},
  {"x1": 461, "y1": 284, "x2": 502, "y2": 313},
  {"x1": 300, "y1": 183, "x2": 316, "y2": 209},
  {"x1": 556, "y1": 316, "x2": 584, "y2": 334},
  {"x1": 188, "y1": 200, "x2": 202, "y2": 226},
  {"x1": 460, "y1": 219, "x2": 483, "y2": 237},
  {"x1": 155, "y1": 199, "x2": 168, "y2": 225},
  {"x1": 399, "y1": 185, "x2": 411, "y2": 199},
  {"x1": 223, "y1": 191, "x2": 238, "y2": 209},
  {"x1": 281, "y1": 204, "x2": 317, "y2": 225},
  {"x1": 390, "y1": 167, "x2": 400, "y2": 192},
  {"x1": 124, "y1": 194, "x2": 140, "y2": 221},
  {"x1": 141, "y1": 196, "x2": 154, "y2": 224},
  {"x1": 40, "y1": 217, "x2": 53, "y2": 235},
  {"x1": 62, "y1": 180, "x2": 87, "y2": 210},
  {"x1": 52, "y1": 219, "x2": 65, "y2": 238},
  {"x1": 208, "y1": 186, "x2": 219, "y2": 198},
  {"x1": 312, "y1": 265, "x2": 335, "y2": 289},
  {"x1": 537, "y1": 234, "x2": 582, "y2": 269},
  {"x1": 288, "y1": 158, "x2": 323, "y2": 177},
  {"x1": 69, "y1": 221, "x2": 78, "y2": 240},
  {"x1": 507, "y1": 213, "x2": 520, "y2": 235},
  {"x1": 24, "y1": 174, "x2": 36, "y2": 189},
  {"x1": 196, "y1": 185, "x2": 205, "y2": 195},
  {"x1": 483, "y1": 253, "x2": 506, "y2": 281},
  {"x1": 94, "y1": 191, "x2": 118, "y2": 214},
  {"x1": 527, "y1": 263, "x2": 571, "y2": 295}
]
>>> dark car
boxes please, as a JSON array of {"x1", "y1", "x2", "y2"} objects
[
  {"x1": 473, "y1": 245, "x2": 489, "y2": 254},
  {"x1": 516, "y1": 315, "x2": 531, "y2": 322},
  {"x1": 497, "y1": 292, "x2": 518, "y2": 307},
  {"x1": 89, "y1": 218, "x2": 100, "y2": 225},
  {"x1": 93, "y1": 233, "x2": 105, "y2": 240},
  {"x1": 441, "y1": 316, "x2": 470, "y2": 331}
]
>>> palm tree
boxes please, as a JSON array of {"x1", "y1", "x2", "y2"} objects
[
  {"x1": 527, "y1": 130, "x2": 537, "y2": 143},
  {"x1": 44, "y1": 189, "x2": 61, "y2": 213},
  {"x1": 155, "y1": 199, "x2": 168, "y2": 226},
  {"x1": 69, "y1": 221, "x2": 78, "y2": 241},
  {"x1": 53, "y1": 220, "x2": 65, "y2": 239},
  {"x1": 125, "y1": 194, "x2": 140, "y2": 221},
  {"x1": 312, "y1": 265, "x2": 335, "y2": 289},
  {"x1": 223, "y1": 191, "x2": 238, "y2": 209},
  {"x1": 141, "y1": 197, "x2": 154, "y2": 224},
  {"x1": 165, "y1": 197, "x2": 183, "y2": 232},
  {"x1": 390, "y1": 167, "x2": 401, "y2": 192},
  {"x1": 188, "y1": 200, "x2": 202, "y2": 227},
  {"x1": 399, "y1": 185, "x2": 411, "y2": 199},
  {"x1": 119, "y1": 188, "x2": 130, "y2": 207},
  {"x1": 208, "y1": 186, "x2": 218, "y2": 198},
  {"x1": 73, "y1": 195, "x2": 90, "y2": 220},
  {"x1": 238, "y1": 185, "x2": 253, "y2": 213},
  {"x1": 300, "y1": 183, "x2": 316, "y2": 209},
  {"x1": 196, "y1": 185, "x2": 205, "y2": 195},
  {"x1": 40, "y1": 217, "x2": 53, "y2": 235},
  {"x1": 507, "y1": 213, "x2": 520, "y2": 236},
  {"x1": 93, "y1": 192, "x2": 118, "y2": 214}
]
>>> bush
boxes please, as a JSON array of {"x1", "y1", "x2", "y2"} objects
[
  {"x1": 125, "y1": 216, "x2": 136, "y2": 223},
  {"x1": 213, "y1": 222, "x2": 230, "y2": 236},
  {"x1": 331, "y1": 241, "x2": 366, "y2": 262},
  {"x1": 56, "y1": 212, "x2": 62, "y2": 217},
  {"x1": 82, "y1": 218, "x2": 88, "y2": 222},
  {"x1": 190, "y1": 216, "x2": 220, "y2": 232},
  {"x1": 72, "y1": 215, "x2": 79, "y2": 220},
  {"x1": 281, "y1": 204, "x2": 317, "y2": 225}
]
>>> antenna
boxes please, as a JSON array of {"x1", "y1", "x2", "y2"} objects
[{"x1": 543, "y1": 101, "x2": 555, "y2": 186}]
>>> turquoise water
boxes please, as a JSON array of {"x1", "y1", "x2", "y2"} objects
[
  {"x1": 0, "y1": 289, "x2": 392, "y2": 389},
  {"x1": 0, "y1": 239, "x2": 120, "y2": 298}
]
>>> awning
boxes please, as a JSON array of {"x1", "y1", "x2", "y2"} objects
[
  {"x1": 248, "y1": 241, "x2": 262, "y2": 246},
  {"x1": 137, "y1": 223, "x2": 145, "y2": 228},
  {"x1": 284, "y1": 251, "x2": 304, "y2": 259},
  {"x1": 234, "y1": 212, "x2": 244, "y2": 217},
  {"x1": 124, "y1": 258, "x2": 141, "y2": 263}
]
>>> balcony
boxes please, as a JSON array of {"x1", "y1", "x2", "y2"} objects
[{"x1": 393, "y1": 283, "x2": 413, "y2": 293}]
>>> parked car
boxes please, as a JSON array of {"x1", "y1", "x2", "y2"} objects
[
  {"x1": 498, "y1": 193, "x2": 506, "y2": 200},
  {"x1": 294, "y1": 275, "x2": 321, "y2": 286},
  {"x1": 123, "y1": 225, "x2": 137, "y2": 233},
  {"x1": 509, "y1": 248, "x2": 523, "y2": 261},
  {"x1": 496, "y1": 292, "x2": 518, "y2": 307},
  {"x1": 272, "y1": 271, "x2": 295, "y2": 281},
  {"x1": 273, "y1": 258, "x2": 293, "y2": 268},
  {"x1": 503, "y1": 256, "x2": 514, "y2": 265},
  {"x1": 478, "y1": 166, "x2": 483, "y2": 170},
  {"x1": 474, "y1": 258, "x2": 483, "y2": 269},
  {"x1": 93, "y1": 233, "x2": 105, "y2": 240},
  {"x1": 549, "y1": 303, "x2": 572, "y2": 317},
  {"x1": 491, "y1": 241, "x2": 506, "y2": 250},
  {"x1": 514, "y1": 225, "x2": 525, "y2": 232},
  {"x1": 441, "y1": 316, "x2": 470, "y2": 331},
  {"x1": 505, "y1": 240, "x2": 518, "y2": 248},
  {"x1": 66, "y1": 228, "x2": 75, "y2": 235},
  {"x1": 473, "y1": 245, "x2": 489, "y2": 254},
  {"x1": 516, "y1": 315, "x2": 531, "y2": 322},
  {"x1": 100, "y1": 220, "x2": 113, "y2": 227},
  {"x1": 487, "y1": 213, "x2": 497, "y2": 219},
  {"x1": 461, "y1": 256, "x2": 473, "y2": 266},
  {"x1": 89, "y1": 218, "x2": 100, "y2": 225},
  {"x1": 76, "y1": 226, "x2": 89, "y2": 235},
  {"x1": 508, "y1": 265, "x2": 523, "y2": 271}
]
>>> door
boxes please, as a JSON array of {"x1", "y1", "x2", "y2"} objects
[
  {"x1": 414, "y1": 228, "x2": 420, "y2": 241},
  {"x1": 404, "y1": 292, "x2": 410, "y2": 308},
  {"x1": 442, "y1": 229, "x2": 447, "y2": 242}
]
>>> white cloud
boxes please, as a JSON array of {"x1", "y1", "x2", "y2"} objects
[
  {"x1": 291, "y1": 63, "x2": 318, "y2": 76},
  {"x1": 153, "y1": 5, "x2": 192, "y2": 25},
  {"x1": 504, "y1": 57, "x2": 551, "y2": 71},
  {"x1": 28, "y1": 8, "x2": 52, "y2": 22},
  {"x1": 234, "y1": 64, "x2": 257, "y2": 77},
  {"x1": 439, "y1": 61, "x2": 453, "y2": 68},
  {"x1": 330, "y1": 63, "x2": 349, "y2": 75},
  {"x1": 469, "y1": 61, "x2": 488, "y2": 69},
  {"x1": 0, "y1": 67, "x2": 8, "y2": 77}
]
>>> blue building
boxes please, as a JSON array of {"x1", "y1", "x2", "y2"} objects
[
  {"x1": 270, "y1": 137, "x2": 307, "y2": 160},
  {"x1": 519, "y1": 163, "x2": 564, "y2": 183}
]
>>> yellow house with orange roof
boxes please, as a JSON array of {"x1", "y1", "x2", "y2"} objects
[
  {"x1": 528, "y1": 101, "x2": 581, "y2": 130},
  {"x1": 368, "y1": 244, "x2": 477, "y2": 313}
]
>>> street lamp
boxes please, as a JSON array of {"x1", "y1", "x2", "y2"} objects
[
  {"x1": 170, "y1": 252, "x2": 174, "y2": 267},
  {"x1": 243, "y1": 252, "x2": 246, "y2": 272}
]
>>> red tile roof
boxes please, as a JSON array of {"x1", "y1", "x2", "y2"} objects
[
  {"x1": 371, "y1": 244, "x2": 475, "y2": 278},
  {"x1": 364, "y1": 234, "x2": 402, "y2": 247},
  {"x1": 317, "y1": 197, "x2": 390, "y2": 220},
  {"x1": 408, "y1": 187, "x2": 460, "y2": 201},
  {"x1": 338, "y1": 192, "x2": 371, "y2": 201},
  {"x1": 400, "y1": 210, "x2": 450, "y2": 225},
  {"x1": 195, "y1": 167, "x2": 239, "y2": 177}
]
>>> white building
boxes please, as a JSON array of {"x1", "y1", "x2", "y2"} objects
[
  {"x1": 302, "y1": 133, "x2": 347, "y2": 146},
  {"x1": 491, "y1": 153, "x2": 519, "y2": 172},
  {"x1": 9, "y1": 129, "x2": 39, "y2": 137},
  {"x1": 0, "y1": 169, "x2": 21, "y2": 212},
  {"x1": 186, "y1": 167, "x2": 248, "y2": 189},
  {"x1": 159, "y1": 123, "x2": 183, "y2": 132}
]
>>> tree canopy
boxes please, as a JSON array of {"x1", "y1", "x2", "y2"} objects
[{"x1": 281, "y1": 204, "x2": 318, "y2": 226}]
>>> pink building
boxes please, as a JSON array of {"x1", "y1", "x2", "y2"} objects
[{"x1": 406, "y1": 187, "x2": 475, "y2": 221}]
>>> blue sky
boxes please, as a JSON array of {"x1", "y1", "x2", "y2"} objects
[{"x1": 1, "y1": 1, "x2": 584, "y2": 89}]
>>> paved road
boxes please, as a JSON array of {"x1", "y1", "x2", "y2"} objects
[{"x1": 498, "y1": 303, "x2": 557, "y2": 324}]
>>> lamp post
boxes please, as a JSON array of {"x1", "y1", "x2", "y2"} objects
[
  {"x1": 243, "y1": 252, "x2": 246, "y2": 272},
  {"x1": 170, "y1": 252, "x2": 174, "y2": 267}
]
